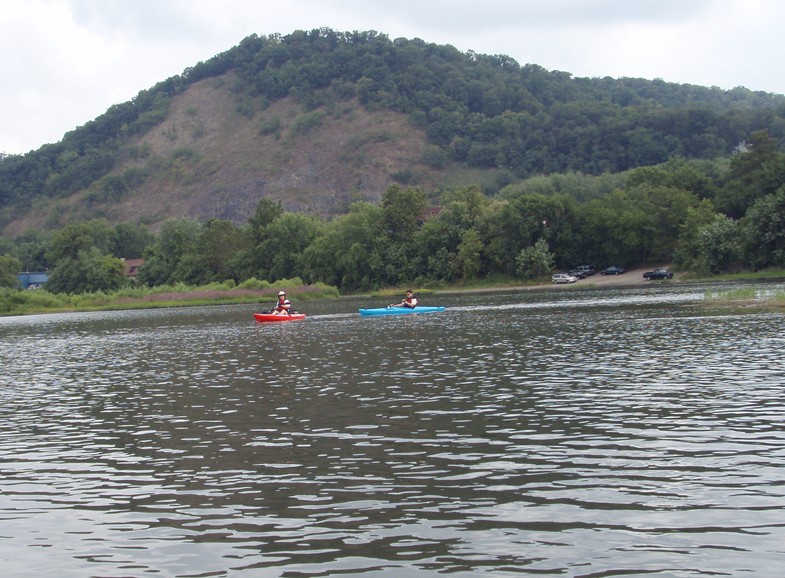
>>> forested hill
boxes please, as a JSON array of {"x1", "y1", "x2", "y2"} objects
[{"x1": 2, "y1": 28, "x2": 785, "y2": 235}]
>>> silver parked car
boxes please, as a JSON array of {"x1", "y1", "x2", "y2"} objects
[{"x1": 552, "y1": 273, "x2": 578, "y2": 284}]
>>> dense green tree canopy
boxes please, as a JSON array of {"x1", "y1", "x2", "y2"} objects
[
  {"x1": 110, "y1": 222, "x2": 154, "y2": 259},
  {"x1": 0, "y1": 255, "x2": 21, "y2": 288},
  {"x1": 3, "y1": 132, "x2": 785, "y2": 294},
  {"x1": 46, "y1": 247, "x2": 126, "y2": 294},
  {"x1": 741, "y1": 188, "x2": 785, "y2": 270},
  {"x1": 137, "y1": 217, "x2": 202, "y2": 286},
  {"x1": 716, "y1": 130, "x2": 785, "y2": 218},
  {"x1": 46, "y1": 220, "x2": 113, "y2": 264}
]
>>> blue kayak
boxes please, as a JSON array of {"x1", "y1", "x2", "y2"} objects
[{"x1": 358, "y1": 306, "x2": 446, "y2": 316}]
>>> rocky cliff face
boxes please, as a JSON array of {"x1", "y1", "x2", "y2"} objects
[{"x1": 6, "y1": 73, "x2": 447, "y2": 234}]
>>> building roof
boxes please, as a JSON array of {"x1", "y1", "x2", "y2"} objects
[
  {"x1": 16, "y1": 272, "x2": 48, "y2": 288},
  {"x1": 123, "y1": 258, "x2": 144, "y2": 277}
]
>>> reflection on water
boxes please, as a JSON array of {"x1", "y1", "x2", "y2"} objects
[{"x1": 2, "y1": 284, "x2": 785, "y2": 577}]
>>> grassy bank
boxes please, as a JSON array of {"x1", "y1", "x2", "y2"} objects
[
  {"x1": 4, "y1": 269, "x2": 785, "y2": 317},
  {"x1": 704, "y1": 286, "x2": 785, "y2": 309},
  {"x1": 0, "y1": 278, "x2": 340, "y2": 316}
]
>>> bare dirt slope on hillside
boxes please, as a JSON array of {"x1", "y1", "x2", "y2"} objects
[
  {"x1": 124, "y1": 77, "x2": 439, "y2": 222},
  {"x1": 4, "y1": 74, "x2": 445, "y2": 235}
]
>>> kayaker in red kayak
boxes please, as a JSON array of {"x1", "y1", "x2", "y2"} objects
[
  {"x1": 271, "y1": 290, "x2": 292, "y2": 315},
  {"x1": 390, "y1": 289, "x2": 417, "y2": 309}
]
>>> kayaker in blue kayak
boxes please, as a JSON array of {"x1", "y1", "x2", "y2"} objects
[{"x1": 390, "y1": 289, "x2": 417, "y2": 309}]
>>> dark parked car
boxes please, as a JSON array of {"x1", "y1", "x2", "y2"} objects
[
  {"x1": 567, "y1": 269, "x2": 588, "y2": 279},
  {"x1": 574, "y1": 264, "x2": 596, "y2": 276},
  {"x1": 601, "y1": 266, "x2": 626, "y2": 275},
  {"x1": 643, "y1": 268, "x2": 674, "y2": 280}
]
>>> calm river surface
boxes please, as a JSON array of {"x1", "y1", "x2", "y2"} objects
[{"x1": 2, "y1": 282, "x2": 785, "y2": 577}]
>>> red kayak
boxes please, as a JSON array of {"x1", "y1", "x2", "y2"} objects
[{"x1": 253, "y1": 312, "x2": 306, "y2": 323}]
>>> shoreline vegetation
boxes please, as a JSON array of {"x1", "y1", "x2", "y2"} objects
[
  {"x1": 703, "y1": 286, "x2": 785, "y2": 309},
  {"x1": 2, "y1": 269, "x2": 785, "y2": 317},
  {"x1": 0, "y1": 278, "x2": 340, "y2": 317}
]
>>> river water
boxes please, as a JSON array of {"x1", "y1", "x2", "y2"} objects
[{"x1": 1, "y1": 282, "x2": 784, "y2": 577}]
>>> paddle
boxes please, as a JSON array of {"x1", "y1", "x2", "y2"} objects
[
  {"x1": 258, "y1": 301, "x2": 298, "y2": 315},
  {"x1": 389, "y1": 291, "x2": 417, "y2": 309},
  {"x1": 257, "y1": 303, "x2": 286, "y2": 314}
]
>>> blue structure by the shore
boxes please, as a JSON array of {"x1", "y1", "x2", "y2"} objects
[{"x1": 16, "y1": 272, "x2": 48, "y2": 289}]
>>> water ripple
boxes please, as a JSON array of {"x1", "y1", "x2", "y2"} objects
[{"x1": 2, "y1": 286, "x2": 785, "y2": 576}]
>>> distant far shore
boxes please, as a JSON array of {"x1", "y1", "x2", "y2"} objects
[{"x1": 5, "y1": 266, "x2": 785, "y2": 317}]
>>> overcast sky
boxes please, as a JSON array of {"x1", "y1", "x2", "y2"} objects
[{"x1": 2, "y1": 0, "x2": 784, "y2": 155}]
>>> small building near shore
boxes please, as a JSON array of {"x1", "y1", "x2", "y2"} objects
[
  {"x1": 17, "y1": 271, "x2": 48, "y2": 289},
  {"x1": 122, "y1": 258, "x2": 144, "y2": 279}
]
